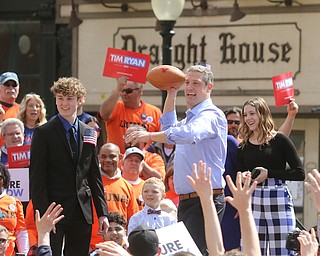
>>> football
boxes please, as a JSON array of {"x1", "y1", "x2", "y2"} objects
[{"x1": 146, "y1": 65, "x2": 186, "y2": 90}]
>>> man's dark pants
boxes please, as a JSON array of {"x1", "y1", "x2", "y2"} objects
[
  {"x1": 50, "y1": 204, "x2": 91, "y2": 256},
  {"x1": 178, "y1": 194, "x2": 225, "y2": 256}
]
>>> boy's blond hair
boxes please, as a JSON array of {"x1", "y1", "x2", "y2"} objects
[
  {"x1": 143, "y1": 177, "x2": 165, "y2": 195},
  {"x1": 50, "y1": 77, "x2": 86, "y2": 98}
]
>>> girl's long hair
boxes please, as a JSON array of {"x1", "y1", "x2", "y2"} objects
[{"x1": 239, "y1": 97, "x2": 275, "y2": 148}]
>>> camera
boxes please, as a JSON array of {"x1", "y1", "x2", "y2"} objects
[
  {"x1": 286, "y1": 228, "x2": 301, "y2": 252},
  {"x1": 251, "y1": 168, "x2": 261, "y2": 179}
]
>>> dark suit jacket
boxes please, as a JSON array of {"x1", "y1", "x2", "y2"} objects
[{"x1": 29, "y1": 116, "x2": 108, "y2": 224}]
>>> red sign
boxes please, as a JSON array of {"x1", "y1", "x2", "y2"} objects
[
  {"x1": 7, "y1": 145, "x2": 31, "y2": 168},
  {"x1": 103, "y1": 48, "x2": 150, "y2": 83},
  {"x1": 272, "y1": 72, "x2": 294, "y2": 107}
]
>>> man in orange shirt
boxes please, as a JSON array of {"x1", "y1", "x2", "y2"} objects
[
  {"x1": 124, "y1": 125, "x2": 165, "y2": 180},
  {"x1": 99, "y1": 76, "x2": 162, "y2": 154},
  {"x1": 122, "y1": 147, "x2": 146, "y2": 210},
  {"x1": 0, "y1": 72, "x2": 20, "y2": 147},
  {"x1": 90, "y1": 143, "x2": 139, "y2": 250}
]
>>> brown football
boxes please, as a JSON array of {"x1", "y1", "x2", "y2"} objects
[{"x1": 146, "y1": 65, "x2": 186, "y2": 90}]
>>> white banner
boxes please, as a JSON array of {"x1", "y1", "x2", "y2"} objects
[
  {"x1": 7, "y1": 168, "x2": 29, "y2": 202},
  {"x1": 156, "y1": 222, "x2": 202, "y2": 256}
]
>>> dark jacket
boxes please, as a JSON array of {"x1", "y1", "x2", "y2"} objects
[{"x1": 30, "y1": 116, "x2": 108, "y2": 224}]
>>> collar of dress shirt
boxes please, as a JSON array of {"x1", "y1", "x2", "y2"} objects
[
  {"x1": 58, "y1": 114, "x2": 79, "y2": 133},
  {"x1": 186, "y1": 98, "x2": 213, "y2": 117}
]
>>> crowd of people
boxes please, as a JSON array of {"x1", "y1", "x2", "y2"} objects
[{"x1": 0, "y1": 66, "x2": 317, "y2": 256}]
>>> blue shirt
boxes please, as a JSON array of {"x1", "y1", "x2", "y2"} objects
[
  {"x1": 24, "y1": 126, "x2": 35, "y2": 145},
  {"x1": 160, "y1": 98, "x2": 228, "y2": 194},
  {"x1": 58, "y1": 114, "x2": 79, "y2": 145},
  {"x1": 0, "y1": 146, "x2": 8, "y2": 165}
]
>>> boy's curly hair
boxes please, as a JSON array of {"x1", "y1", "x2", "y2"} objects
[{"x1": 50, "y1": 77, "x2": 86, "y2": 98}]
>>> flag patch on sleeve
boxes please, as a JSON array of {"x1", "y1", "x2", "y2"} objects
[{"x1": 84, "y1": 129, "x2": 97, "y2": 146}]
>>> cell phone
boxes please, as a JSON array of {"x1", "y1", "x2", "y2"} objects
[{"x1": 251, "y1": 168, "x2": 261, "y2": 179}]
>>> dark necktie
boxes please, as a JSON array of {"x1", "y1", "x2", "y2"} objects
[
  {"x1": 147, "y1": 209, "x2": 161, "y2": 215},
  {"x1": 69, "y1": 127, "x2": 78, "y2": 164}
]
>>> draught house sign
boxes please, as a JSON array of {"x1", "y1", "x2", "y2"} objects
[{"x1": 113, "y1": 23, "x2": 301, "y2": 81}]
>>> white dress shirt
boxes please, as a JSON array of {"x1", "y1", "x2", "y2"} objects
[{"x1": 127, "y1": 205, "x2": 177, "y2": 234}]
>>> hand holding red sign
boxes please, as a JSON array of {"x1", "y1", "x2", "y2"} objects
[
  {"x1": 103, "y1": 48, "x2": 150, "y2": 83},
  {"x1": 272, "y1": 72, "x2": 294, "y2": 107}
]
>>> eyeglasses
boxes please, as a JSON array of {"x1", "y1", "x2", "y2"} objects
[
  {"x1": 227, "y1": 120, "x2": 240, "y2": 125},
  {"x1": 3, "y1": 81, "x2": 18, "y2": 87},
  {"x1": 0, "y1": 176, "x2": 3, "y2": 181},
  {"x1": 0, "y1": 238, "x2": 7, "y2": 244},
  {"x1": 121, "y1": 88, "x2": 140, "y2": 94}
]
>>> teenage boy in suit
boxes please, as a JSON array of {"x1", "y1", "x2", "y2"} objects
[{"x1": 30, "y1": 77, "x2": 109, "y2": 256}]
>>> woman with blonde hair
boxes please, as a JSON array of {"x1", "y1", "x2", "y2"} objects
[
  {"x1": 237, "y1": 97, "x2": 304, "y2": 256},
  {"x1": 17, "y1": 93, "x2": 47, "y2": 144}
]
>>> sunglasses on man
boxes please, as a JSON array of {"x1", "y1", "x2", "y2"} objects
[
  {"x1": 3, "y1": 81, "x2": 18, "y2": 87},
  {"x1": 227, "y1": 120, "x2": 240, "y2": 125},
  {"x1": 121, "y1": 88, "x2": 140, "y2": 94}
]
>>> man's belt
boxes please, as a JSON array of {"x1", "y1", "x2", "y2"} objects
[{"x1": 179, "y1": 189, "x2": 224, "y2": 201}]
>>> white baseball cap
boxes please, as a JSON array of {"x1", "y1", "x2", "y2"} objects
[{"x1": 124, "y1": 147, "x2": 144, "y2": 160}]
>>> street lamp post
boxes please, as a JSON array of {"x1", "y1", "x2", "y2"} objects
[{"x1": 151, "y1": 0, "x2": 185, "y2": 109}]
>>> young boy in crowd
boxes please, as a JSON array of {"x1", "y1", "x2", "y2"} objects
[
  {"x1": 127, "y1": 177, "x2": 176, "y2": 234},
  {"x1": 90, "y1": 212, "x2": 128, "y2": 256}
]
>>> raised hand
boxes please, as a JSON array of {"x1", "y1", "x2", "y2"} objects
[
  {"x1": 225, "y1": 172, "x2": 257, "y2": 215},
  {"x1": 304, "y1": 169, "x2": 320, "y2": 211}
]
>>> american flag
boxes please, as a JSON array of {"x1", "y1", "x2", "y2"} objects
[{"x1": 84, "y1": 129, "x2": 97, "y2": 146}]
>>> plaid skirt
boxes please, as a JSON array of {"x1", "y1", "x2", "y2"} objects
[{"x1": 252, "y1": 178, "x2": 295, "y2": 256}]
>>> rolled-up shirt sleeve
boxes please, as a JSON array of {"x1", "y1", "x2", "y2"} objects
[
  {"x1": 160, "y1": 110, "x2": 179, "y2": 131},
  {"x1": 162, "y1": 111, "x2": 219, "y2": 145}
]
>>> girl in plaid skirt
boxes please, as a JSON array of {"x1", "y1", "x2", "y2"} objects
[{"x1": 236, "y1": 97, "x2": 305, "y2": 256}]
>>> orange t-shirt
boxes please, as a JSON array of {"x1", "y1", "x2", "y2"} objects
[
  {"x1": 128, "y1": 179, "x2": 145, "y2": 211},
  {"x1": 143, "y1": 151, "x2": 166, "y2": 180},
  {"x1": 105, "y1": 101, "x2": 162, "y2": 153},
  {"x1": 0, "y1": 194, "x2": 26, "y2": 256},
  {"x1": 101, "y1": 176, "x2": 139, "y2": 221},
  {"x1": 165, "y1": 190, "x2": 180, "y2": 208},
  {"x1": 25, "y1": 200, "x2": 37, "y2": 247},
  {"x1": 0, "y1": 103, "x2": 20, "y2": 147},
  {"x1": 90, "y1": 176, "x2": 139, "y2": 250}
]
